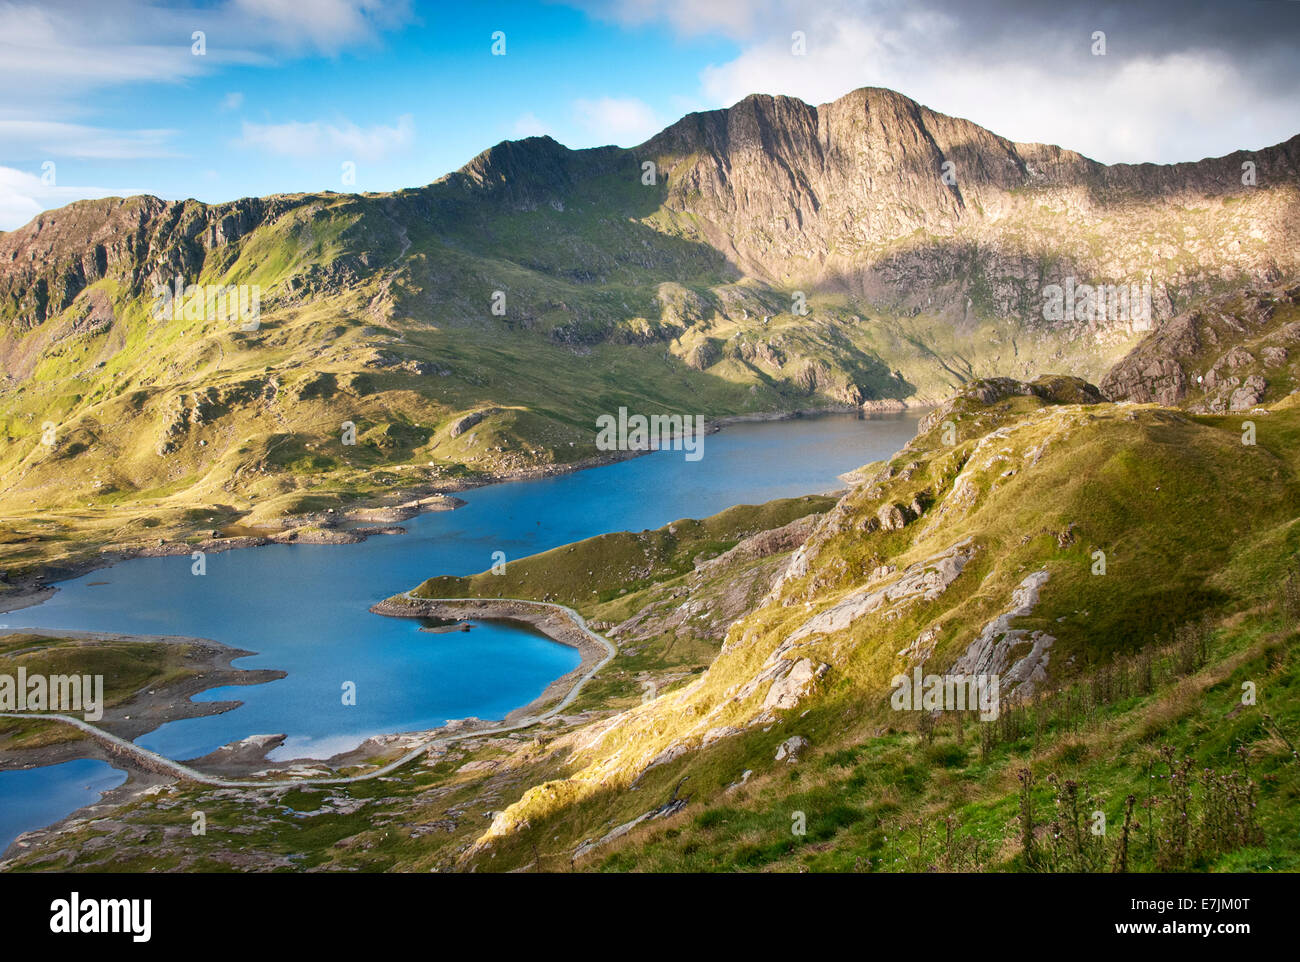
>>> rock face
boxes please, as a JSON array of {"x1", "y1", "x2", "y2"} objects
[
  {"x1": 788, "y1": 538, "x2": 978, "y2": 642},
  {"x1": 949, "y1": 570, "x2": 1056, "y2": 700},
  {"x1": 646, "y1": 89, "x2": 1049, "y2": 275},
  {"x1": 448, "y1": 408, "x2": 499, "y2": 438},
  {"x1": 1101, "y1": 282, "x2": 1300, "y2": 411},
  {"x1": 1229, "y1": 375, "x2": 1268, "y2": 411},
  {"x1": 5, "y1": 86, "x2": 1299, "y2": 349},
  {"x1": 877, "y1": 502, "x2": 913, "y2": 531},
  {"x1": 0, "y1": 194, "x2": 291, "y2": 332},
  {"x1": 641, "y1": 88, "x2": 1300, "y2": 326},
  {"x1": 611, "y1": 512, "x2": 825, "y2": 646},
  {"x1": 695, "y1": 513, "x2": 822, "y2": 574}
]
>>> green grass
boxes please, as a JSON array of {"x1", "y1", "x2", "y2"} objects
[
  {"x1": 444, "y1": 380, "x2": 1300, "y2": 871},
  {"x1": 0, "y1": 634, "x2": 198, "y2": 749},
  {"x1": 411, "y1": 495, "x2": 834, "y2": 610}
]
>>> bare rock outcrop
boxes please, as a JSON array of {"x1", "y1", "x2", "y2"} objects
[
  {"x1": 948, "y1": 569, "x2": 1055, "y2": 699},
  {"x1": 788, "y1": 537, "x2": 978, "y2": 641},
  {"x1": 1102, "y1": 283, "x2": 1300, "y2": 409}
]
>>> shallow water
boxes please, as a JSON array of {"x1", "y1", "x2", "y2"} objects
[
  {"x1": 0, "y1": 759, "x2": 126, "y2": 854},
  {"x1": 0, "y1": 411, "x2": 920, "y2": 851}
]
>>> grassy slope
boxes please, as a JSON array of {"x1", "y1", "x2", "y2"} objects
[
  {"x1": 410, "y1": 495, "x2": 836, "y2": 715},
  {"x1": 453, "y1": 379, "x2": 1300, "y2": 871},
  {"x1": 411, "y1": 496, "x2": 834, "y2": 608},
  {"x1": 0, "y1": 634, "x2": 198, "y2": 750}
]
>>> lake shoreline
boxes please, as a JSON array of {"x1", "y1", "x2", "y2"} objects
[
  {"x1": 0, "y1": 629, "x2": 286, "y2": 861},
  {"x1": 369, "y1": 597, "x2": 613, "y2": 726},
  {"x1": 0, "y1": 405, "x2": 921, "y2": 613},
  {"x1": 0, "y1": 408, "x2": 922, "y2": 862},
  {"x1": 0, "y1": 600, "x2": 618, "y2": 864},
  {"x1": 0, "y1": 629, "x2": 285, "y2": 769}
]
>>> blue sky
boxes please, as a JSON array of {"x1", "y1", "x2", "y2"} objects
[
  {"x1": 2, "y1": 0, "x2": 1298, "y2": 230},
  {"x1": 0, "y1": 1, "x2": 736, "y2": 225}
]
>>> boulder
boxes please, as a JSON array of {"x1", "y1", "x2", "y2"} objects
[
  {"x1": 762, "y1": 658, "x2": 827, "y2": 710},
  {"x1": 449, "y1": 408, "x2": 499, "y2": 438},
  {"x1": 1229, "y1": 375, "x2": 1267, "y2": 411},
  {"x1": 775, "y1": 735, "x2": 809, "y2": 763},
  {"x1": 877, "y1": 502, "x2": 913, "y2": 531}
]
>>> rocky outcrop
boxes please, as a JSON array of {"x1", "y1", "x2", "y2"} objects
[
  {"x1": 876, "y1": 502, "x2": 915, "y2": 531},
  {"x1": 694, "y1": 513, "x2": 821, "y2": 574},
  {"x1": 1229, "y1": 375, "x2": 1269, "y2": 411},
  {"x1": 1101, "y1": 282, "x2": 1300, "y2": 409},
  {"x1": 448, "y1": 408, "x2": 499, "y2": 438},
  {"x1": 611, "y1": 512, "x2": 823, "y2": 646},
  {"x1": 788, "y1": 537, "x2": 978, "y2": 641},
  {"x1": 684, "y1": 340, "x2": 720, "y2": 371},
  {"x1": 774, "y1": 735, "x2": 809, "y2": 763},
  {"x1": 948, "y1": 569, "x2": 1055, "y2": 699},
  {"x1": 919, "y1": 375, "x2": 1105, "y2": 433},
  {"x1": 0, "y1": 194, "x2": 293, "y2": 331},
  {"x1": 763, "y1": 660, "x2": 827, "y2": 712}
]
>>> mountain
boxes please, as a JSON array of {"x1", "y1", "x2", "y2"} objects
[{"x1": 2, "y1": 86, "x2": 1298, "y2": 581}]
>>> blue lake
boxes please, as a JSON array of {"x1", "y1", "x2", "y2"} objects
[
  {"x1": 0, "y1": 759, "x2": 126, "y2": 854},
  {"x1": 0, "y1": 411, "x2": 920, "y2": 852}
]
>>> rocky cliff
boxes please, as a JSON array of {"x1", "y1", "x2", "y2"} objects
[{"x1": 1101, "y1": 280, "x2": 1300, "y2": 411}]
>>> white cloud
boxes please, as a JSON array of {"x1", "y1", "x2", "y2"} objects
[
  {"x1": 0, "y1": 2, "x2": 256, "y2": 101},
  {"x1": 0, "y1": 1, "x2": 413, "y2": 223},
  {"x1": 0, "y1": 0, "x2": 411, "y2": 107},
  {"x1": 580, "y1": 0, "x2": 1300, "y2": 164},
  {"x1": 698, "y1": 25, "x2": 1290, "y2": 163},
  {"x1": 236, "y1": 113, "x2": 414, "y2": 160},
  {"x1": 231, "y1": 0, "x2": 413, "y2": 55},
  {"x1": 0, "y1": 120, "x2": 181, "y2": 160},
  {"x1": 573, "y1": 96, "x2": 662, "y2": 146},
  {"x1": 0, "y1": 166, "x2": 145, "y2": 231},
  {"x1": 512, "y1": 112, "x2": 552, "y2": 139},
  {"x1": 573, "y1": 0, "x2": 787, "y2": 37}
]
